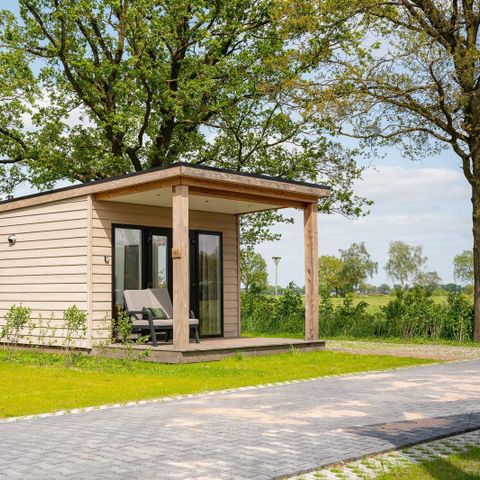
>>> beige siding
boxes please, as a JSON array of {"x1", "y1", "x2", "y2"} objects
[
  {"x1": 91, "y1": 199, "x2": 240, "y2": 341},
  {"x1": 0, "y1": 197, "x2": 90, "y2": 347}
]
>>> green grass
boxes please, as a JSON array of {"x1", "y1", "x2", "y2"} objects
[
  {"x1": 376, "y1": 447, "x2": 480, "y2": 479},
  {"x1": 0, "y1": 349, "x2": 434, "y2": 418}
]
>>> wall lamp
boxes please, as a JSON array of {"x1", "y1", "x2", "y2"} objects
[{"x1": 7, "y1": 234, "x2": 16, "y2": 246}]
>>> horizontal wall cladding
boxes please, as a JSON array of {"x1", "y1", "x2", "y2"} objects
[
  {"x1": 0, "y1": 197, "x2": 89, "y2": 347},
  {"x1": 91, "y1": 200, "x2": 240, "y2": 340}
]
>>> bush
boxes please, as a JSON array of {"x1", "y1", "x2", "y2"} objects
[
  {"x1": 381, "y1": 287, "x2": 443, "y2": 339},
  {"x1": 241, "y1": 282, "x2": 304, "y2": 335},
  {"x1": 319, "y1": 291, "x2": 378, "y2": 337},
  {"x1": 1, "y1": 304, "x2": 32, "y2": 351},
  {"x1": 242, "y1": 285, "x2": 475, "y2": 343},
  {"x1": 62, "y1": 305, "x2": 88, "y2": 361},
  {"x1": 441, "y1": 292, "x2": 474, "y2": 342}
]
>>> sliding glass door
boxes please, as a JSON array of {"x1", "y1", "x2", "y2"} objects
[
  {"x1": 146, "y1": 229, "x2": 171, "y2": 290},
  {"x1": 191, "y1": 232, "x2": 223, "y2": 337},
  {"x1": 114, "y1": 225, "x2": 223, "y2": 337}
]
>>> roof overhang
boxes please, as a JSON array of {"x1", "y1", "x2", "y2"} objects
[{"x1": 0, "y1": 163, "x2": 330, "y2": 215}]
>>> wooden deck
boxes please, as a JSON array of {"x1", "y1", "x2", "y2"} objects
[{"x1": 96, "y1": 337, "x2": 326, "y2": 363}]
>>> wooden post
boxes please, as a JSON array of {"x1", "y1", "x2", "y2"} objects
[
  {"x1": 304, "y1": 203, "x2": 319, "y2": 341},
  {"x1": 172, "y1": 184, "x2": 190, "y2": 349}
]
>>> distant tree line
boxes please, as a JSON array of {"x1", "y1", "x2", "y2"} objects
[{"x1": 240, "y1": 241, "x2": 474, "y2": 297}]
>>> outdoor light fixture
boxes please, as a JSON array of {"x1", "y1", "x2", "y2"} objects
[
  {"x1": 104, "y1": 255, "x2": 112, "y2": 265},
  {"x1": 272, "y1": 256, "x2": 282, "y2": 296},
  {"x1": 7, "y1": 234, "x2": 16, "y2": 246}
]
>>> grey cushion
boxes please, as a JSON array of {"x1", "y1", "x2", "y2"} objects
[
  {"x1": 143, "y1": 306, "x2": 169, "y2": 319},
  {"x1": 132, "y1": 318, "x2": 198, "y2": 328},
  {"x1": 124, "y1": 288, "x2": 199, "y2": 327}
]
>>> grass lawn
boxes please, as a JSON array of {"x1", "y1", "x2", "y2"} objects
[
  {"x1": 0, "y1": 349, "x2": 434, "y2": 418},
  {"x1": 376, "y1": 447, "x2": 480, "y2": 479}
]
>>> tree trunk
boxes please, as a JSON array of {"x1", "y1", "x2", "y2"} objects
[{"x1": 472, "y1": 182, "x2": 480, "y2": 342}]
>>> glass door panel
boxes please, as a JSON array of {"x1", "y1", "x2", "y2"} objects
[
  {"x1": 151, "y1": 235, "x2": 169, "y2": 288},
  {"x1": 114, "y1": 227, "x2": 143, "y2": 307},
  {"x1": 197, "y1": 233, "x2": 222, "y2": 336}
]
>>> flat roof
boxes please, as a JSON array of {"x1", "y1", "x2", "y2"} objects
[{"x1": 0, "y1": 162, "x2": 330, "y2": 213}]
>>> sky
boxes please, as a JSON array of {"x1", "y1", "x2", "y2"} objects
[
  {"x1": 256, "y1": 150, "x2": 471, "y2": 287},
  {"x1": 3, "y1": 0, "x2": 473, "y2": 288}
]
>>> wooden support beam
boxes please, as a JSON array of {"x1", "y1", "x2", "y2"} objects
[
  {"x1": 304, "y1": 203, "x2": 319, "y2": 341},
  {"x1": 189, "y1": 186, "x2": 309, "y2": 210},
  {"x1": 172, "y1": 185, "x2": 190, "y2": 349}
]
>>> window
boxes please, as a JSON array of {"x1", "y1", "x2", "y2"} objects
[{"x1": 114, "y1": 227, "x2": 143, "y2": 307}]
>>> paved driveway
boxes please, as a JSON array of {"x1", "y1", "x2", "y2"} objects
[{"x1": 1, "y1": 361, "x2": 480, "y2": 480}]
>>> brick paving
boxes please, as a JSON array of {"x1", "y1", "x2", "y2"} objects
[{"x1": 1, "y1": 360, "x2": 480, "y2": 480}]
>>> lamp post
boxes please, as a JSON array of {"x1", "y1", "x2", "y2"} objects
[{"x1": 272, "y1": 256, "x2": 282, "y2": 296}]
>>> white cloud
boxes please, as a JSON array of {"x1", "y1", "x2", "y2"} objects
[{"x1": 256, "y1": 165, "x2": 472, "y2": 287}]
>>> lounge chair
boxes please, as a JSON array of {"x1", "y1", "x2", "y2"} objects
[{"x1": 123, "y1": 288, "x2": 200, "y2": 346}]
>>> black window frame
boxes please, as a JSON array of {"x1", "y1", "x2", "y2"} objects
[
  {"x1": 112, "y1": 224, "x2": 172, "y2": 315},
  {"x1": 112, "y1": 224, "x2": 224, "y2": 339}
]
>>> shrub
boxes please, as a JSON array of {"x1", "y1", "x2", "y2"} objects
[
  {"x1": 441, "y1": 292, "x2": 474, "y2": 342},
  {"x1": 115, "y1": 306, "x2": 150, "y2": 361},
  {"x1": 381, "y1": 287, "x2": 443, "y2": 339},
  {"x1": 1, "y1": 304, "x2": 32, "y2": 351},
  {"x1": 241, "y1": 283, "x2": 305, "y2": 335},
  {"x1": 318, "y1": 292, "x2": 378, "y2": 337},
  {"x1": 62, "y1": 305, "x2": 88, "y2": 362}
]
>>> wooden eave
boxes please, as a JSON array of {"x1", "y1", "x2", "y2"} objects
[{"x1": 0, "y1": 164, "x2": 330, "y2": 214}]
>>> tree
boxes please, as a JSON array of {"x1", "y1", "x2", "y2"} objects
[
  {"x1": 384, "y1": 241, "x2": 427, "y2": 288},
  {"x1": 318, "y1": 255, "x2": 344, "y2": 295},
  {"x1": 338, "y1": 242, "x2": 378, "y2": 293},
  {"x1": 0, "y1": 0, "x2": 371, "y2": 250},
  {"x1": 240, "y1": 249, "x2": 268, "y2": 294},
  {"x1": 414, "y1": 271, "x2": 442, "y2": 293},
  {"x1": 442, "y1": 283, "x2": 463, "y2": 294},
  {"x1": 378, "y1": 283, "x2": 391, "y2": 295},
  {"x1": 454, "y1": 250, "x2": 474, "y2": 285},
  {"x1": 333, "y1": 1, "x2": 480, "y2": 339}
]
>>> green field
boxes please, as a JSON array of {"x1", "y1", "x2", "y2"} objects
[{"x1": 0, "y1": 349, "x2": 433, "y2": 418}]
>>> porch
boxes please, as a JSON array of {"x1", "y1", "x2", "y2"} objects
[
  {"x1": 96, "y1": 336, "x2": 326, "y2": 363},
  {"x1": 92, "y1": 163, "x2": 330, "y2": 350}
]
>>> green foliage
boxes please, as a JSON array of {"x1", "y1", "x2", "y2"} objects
[
  {"x1": 0, "y1": 0, "x2": 371, "y2": 249},
  {"x1": 319, "y1": 291, "x2": 377, "y2": 337},
  {"x1": 115, "y1": 307, "x2": 150, "y2": 361},
  {"x1": 1, "y1": 304, "x2": 32, "y2": 351},
  {"x1": 240, "y1": 249, "x2": 268, "y2": 293},
  {"x1": 442, "y1": 292, "x2": 475, "y2": 343},
  {"x1": 62, "y1": 305, "x2": 88, "y2": 362},
  {"x1": 413, "y1": 271, "x2": 442, "y2": 294},
  {"x1": 453, "y1": 250, "x2": 474, "y2": 285},
  {"x1": 318, "y1": 255, "x2": 344, "y2": 295},
  {"x1": 241, "y1": 282, "x2": 305, "y2": 335},
  {"x1": 381, "y1": 287, "x2": 442, "y2": 339},
  {"x1": 338, "y1": 242, "x2": 377, "y2": 293},
  {"x1": 243, "y1": 286, "x2": 475, "y2": 343},
  {"x1": 385, "y1": 241, "x2": 427, "y2": 287}
]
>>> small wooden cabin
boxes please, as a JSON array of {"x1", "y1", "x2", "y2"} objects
[{"x1": 0, "y1": 163, "x2": 329, "y2": 357}]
